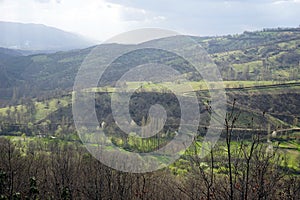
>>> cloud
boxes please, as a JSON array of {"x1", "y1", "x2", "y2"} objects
[
  {"x1": 34, "y1": 0, "x2": 62, "y2": 3},
  {"x1": 119, "y1": 6, "x2": 166, "y2": 24},
  {"x1": 120, "y1": 7, "x2": 148, "y2": 22},
  {"x1": 0, "y1": 0, "x2": 300, "y2": 40},
  {"x1": 34, "y1": 0, "x2": 50, "y2": 3},
  {"x1": 271, "y1": 0, "x2": 300, "y2": 4},
  {"x1": 106, "y1": 0, "x2": 300, "y2": 36},
  {"x1": 0, "y1": 0, "x2": 127, "y2": 41}
]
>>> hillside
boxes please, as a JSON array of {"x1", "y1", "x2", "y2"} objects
[
  {"x1": 0, "y1": 27, "x2": 299, "y2": 106},
  {"x1": 0, "y1": 27, "x2": 299, "y2": 199}
]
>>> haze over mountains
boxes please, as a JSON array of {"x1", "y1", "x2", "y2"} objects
[{"x1": 0, "y1": 21, "x2": 96, "y2": 52}]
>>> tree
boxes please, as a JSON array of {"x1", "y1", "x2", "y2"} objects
[{"x1": 243, "y1": 65, "x2": 250, "y2": 80}]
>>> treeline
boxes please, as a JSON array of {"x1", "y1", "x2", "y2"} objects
[
  {"x1": 199, "y1": 27, "x2": 300, "y2": 54},
  {"x1": 0, "y1": 94, "x2": 299, "y2": 199},
  {"x1": 0, "y1": 132, "x2": 299, "y2": 199},
  {"x1": 0, "y1": 102, "x2": 299, "y2": 199}
]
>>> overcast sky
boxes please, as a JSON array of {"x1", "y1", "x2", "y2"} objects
[{"x1": 0, "y1": 0, "x2": 300, "y2": 41}]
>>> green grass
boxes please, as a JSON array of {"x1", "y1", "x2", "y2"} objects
[
  {"x1": 66, "y1": 74, "x2": 300, "y2": 100},
  {"x1": 34, "y1": 97, "x2": 69, "y2": 122},
  {"x1": 0, "y1": 96, "x2": 70, "y2": 122},
  {"x1": 233, "y1": 60, "x2": 263, "y2": 72},
  {"x1": 2, "y1": 132, "x2": 300, "y2": 174},
  {"x1": 276, "y1": 139, "x2": 300, "y2": 170},
  {"x1": 2, "y1": 80, "x2": 299, "y2": 124}
]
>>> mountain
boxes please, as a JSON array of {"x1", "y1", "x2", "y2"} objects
[
  {"x1": 0, "y1": 47, "x2": 24, "y2": 57},
  {"x1": 0, "y1": 27, "x2": 300, "y2": 104},
  {"x1": 0, "y1": 26, "x2": 299, "y2": 138},
  {"x1": 0, "y1": 21, "x2": 96, "y2": 51}
]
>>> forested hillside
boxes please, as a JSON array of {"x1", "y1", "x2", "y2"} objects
[
  {"x1": 0, "y1": 27, "x2": 300, "y2": 105},
  {"x1": 0, "y1": 27, "x2": 300, "y2": 199}
]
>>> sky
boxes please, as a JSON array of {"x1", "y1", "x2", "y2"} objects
[{"x1": 0, "y1": 0, "x2": 300, "y2": 41}]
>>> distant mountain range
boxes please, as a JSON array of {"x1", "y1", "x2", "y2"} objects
[{"x1": 0, "y1": 21, "x2": 96, "y2": 52}]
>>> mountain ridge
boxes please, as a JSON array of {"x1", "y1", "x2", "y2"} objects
[
  {"x1": 0, "y1": 21, "x2": 97, "y2": 52},
  {"x1": 0, "y1": 26, "x2": 299, "y2": 105}
]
